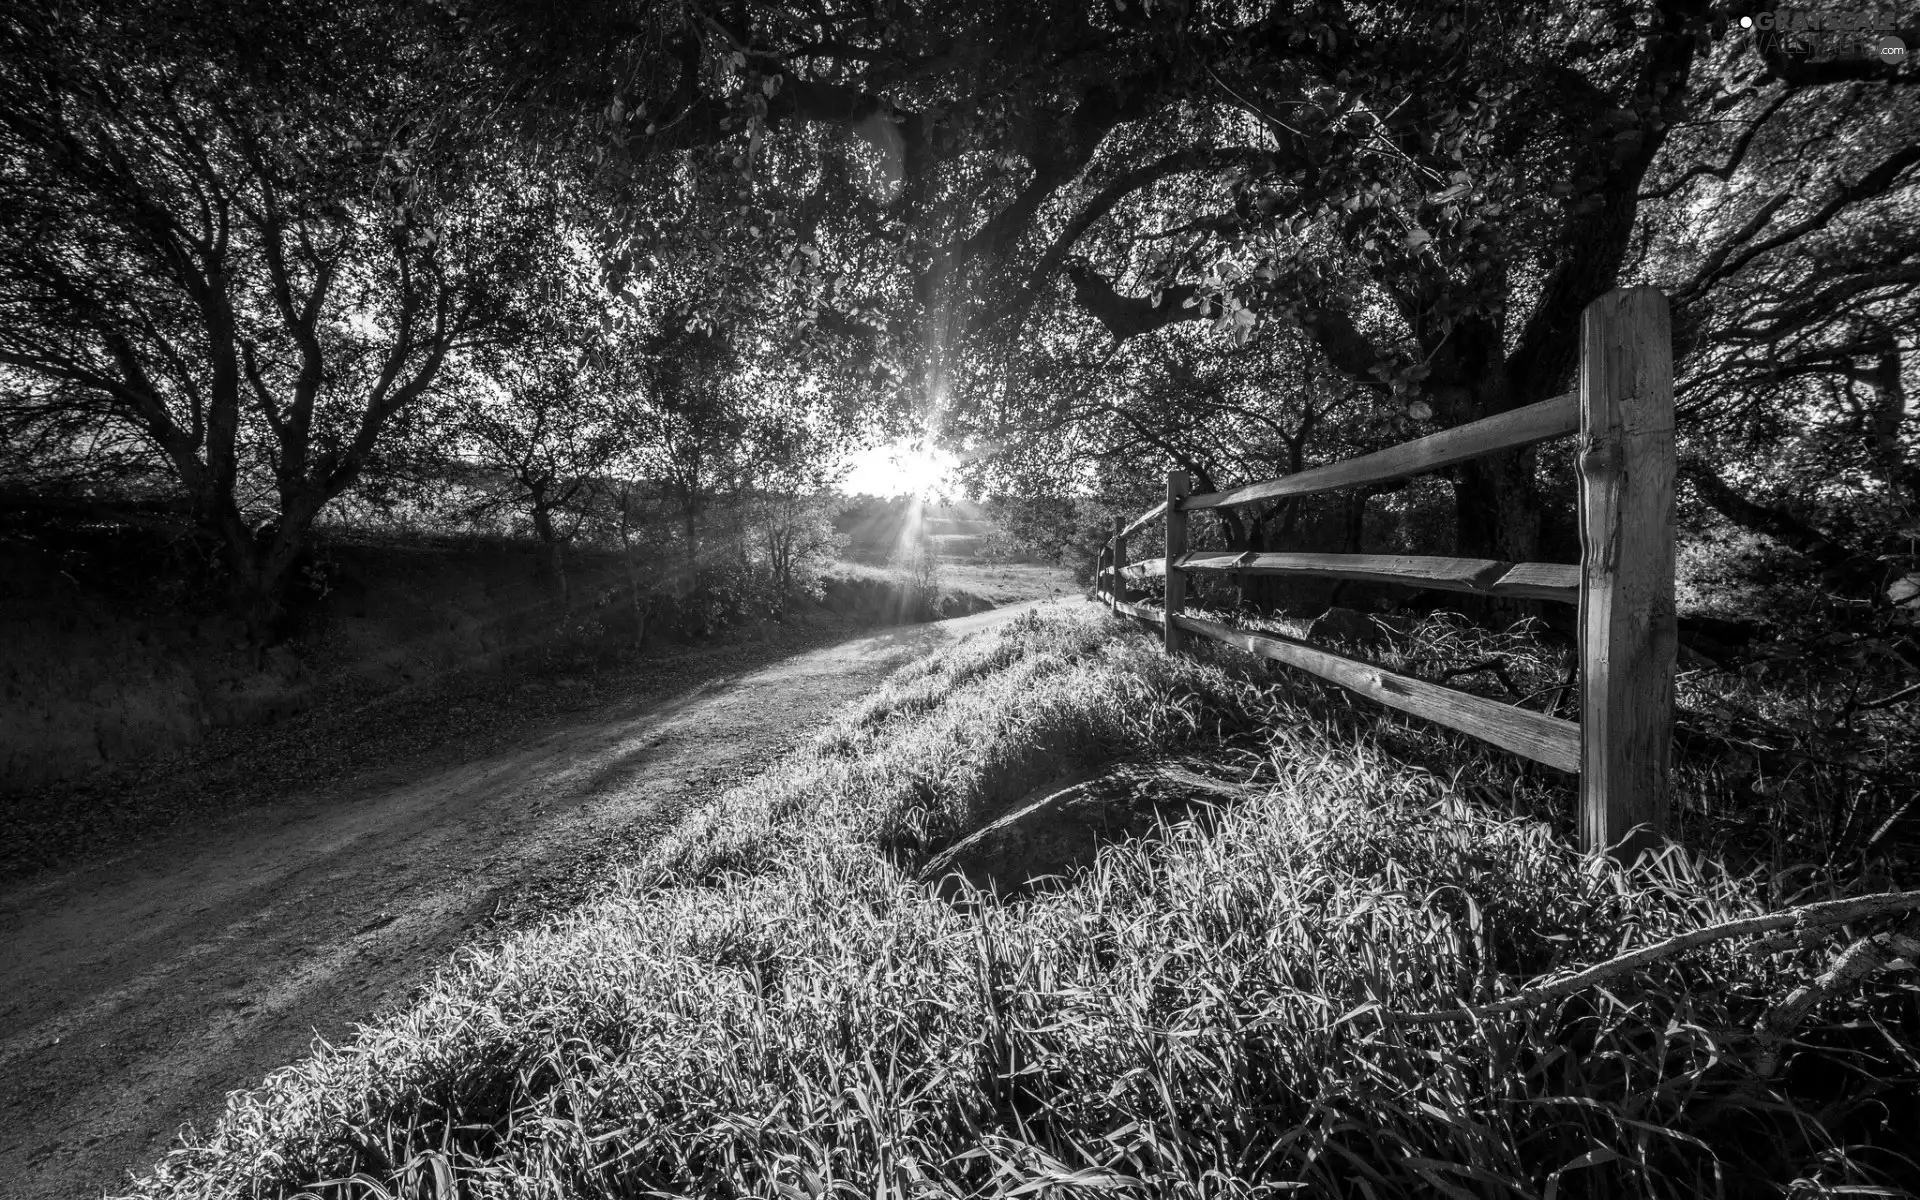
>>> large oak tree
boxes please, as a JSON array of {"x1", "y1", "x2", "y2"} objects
[
  {"x1": 473, "y1": 0, "x2": 1915, "y2": 585},
  {"x1": 0, "y1": 0, "x2": 556, "y2": 641}
]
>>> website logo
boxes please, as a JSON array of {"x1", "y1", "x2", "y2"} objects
[{"x1": 1738, "y1": 8, "x2": 1904, "y2": 61}]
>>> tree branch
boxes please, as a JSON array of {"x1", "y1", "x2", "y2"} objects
[
  {"x1": 1397, "y1": 890, "x2": 1920, "y2": 1026},
  {"x1": 1677, "y1": 144, "x2": 1920, "y2": 305}
]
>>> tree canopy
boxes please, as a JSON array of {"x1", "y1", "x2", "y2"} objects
[
  {"x1": 1, "y1": 0, "x2": 1914, "y2": 635},
  {"x1": 468, "y1": 0, "x2": 1914, "y2": 583}
]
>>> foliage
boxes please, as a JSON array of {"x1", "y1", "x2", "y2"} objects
[
  {"x1": 748, "y1": 489, "x2": 847, "y2": 616},
  {"x1": 7, "y1": 0, "x2": 1913, "y2": 643},
  {"x1": 0, "y1": 0, "x2": 571, "y2": 640},
  {"x1": 448, "y1": 240, "x2": 639, "y2": 604},
  {"x1": 464, "y1": 0, "x2": 1918, "y2": 605}
]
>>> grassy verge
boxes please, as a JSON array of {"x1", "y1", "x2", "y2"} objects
[{"x1": 128, "y1": 608, "x2": 1918, "y2": 1199}]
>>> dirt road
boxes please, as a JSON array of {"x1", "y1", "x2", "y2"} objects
[{"x1": 0, "y1": 598, "x2": 1083, "y2": 1200}]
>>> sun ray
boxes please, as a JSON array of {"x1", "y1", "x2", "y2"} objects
[{"x1": 836, "y1": 437, "x2": 957, "y2": 499}]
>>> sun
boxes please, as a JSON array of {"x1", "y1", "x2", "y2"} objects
[{"x1": 837, "y1": 437, "x2": 958, "y2": 499}]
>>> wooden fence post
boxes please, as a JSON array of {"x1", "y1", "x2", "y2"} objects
[
  {"x1": 1577, "y1": 286, "x2": 1677, "y2": 859},
  {"x1": 1112, "y1": 516, "x2": 1127, "y2": 612},
  {"x1": 1165, "y1": 470, "x2": 1190, "y2": 653}
]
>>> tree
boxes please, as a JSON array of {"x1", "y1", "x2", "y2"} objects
[
  {"x1": 635, "y1": 306, "x2": 750, "y2": 577},
  {"x1": 742, "y1": 415, "x2": 849, "y2": 616},
  {"x1": 0, "y1": 1, "x2": 550, "y2": 642},
  {"x1": 454, "y1": 249, "x2": 636, "y2": 609},
  {"x1": 963, "y1": 317, "x2": 1394, "y2": 556},
  {"x1": 479, "y1": 0, "x2": 1915, "y2": 585},
  {"x1": 1642, "y1": 73, "x2": 1919, "y2": 610},
  {"x1": 748, "y1": 489, "x2": 845, "y2": 617}
]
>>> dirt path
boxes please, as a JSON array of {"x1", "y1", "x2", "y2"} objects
[{"x1": 0, "y1": 597, "x2": 1085, "y2": 1200}]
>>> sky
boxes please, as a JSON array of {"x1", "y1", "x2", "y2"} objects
[{"x1": 836, "y1": 437, "x2": 959, "y2": 498}]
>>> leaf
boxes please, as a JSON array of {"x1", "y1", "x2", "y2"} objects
[
  {"x1": 1544, "y1": 1147, "x2": 1621, "y2": 1200},
  {"x1": 1407, "y1": 401, "x2": 1433, "y2": 420},
  {"x1": 1888, "y1": 573, "x2": 1920, "y2": 607}
]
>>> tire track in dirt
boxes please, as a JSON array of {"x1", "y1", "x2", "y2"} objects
[{"x1": 0, "y1": 598, "x2": 1082, "y2": 1200}]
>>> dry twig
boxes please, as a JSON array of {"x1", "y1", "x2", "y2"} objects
[
  {"x1": 1396, "y1": 890, "x2": 1920, "y2": 1026},
  {"x1": 1749, "y1": 918, "x2": 1920, "y2": 1078}
]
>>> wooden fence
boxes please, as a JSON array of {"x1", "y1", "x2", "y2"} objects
[{"x1": 1093, "y1": 286, "x2": 1677, "y2": 857}]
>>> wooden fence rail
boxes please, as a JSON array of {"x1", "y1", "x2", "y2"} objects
[{"x1": 1093, "y1": 286, "x2": 1676, "y2": 857}]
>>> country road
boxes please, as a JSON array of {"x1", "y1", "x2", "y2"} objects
[{"x1": 0, "y1": 596, "x2": 1085, "y2": 1200}]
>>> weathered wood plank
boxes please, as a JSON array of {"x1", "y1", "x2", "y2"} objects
[
  {"x1": 1120, "y1": 501, "x2": 1169, "y2": 540},
  {"x1": 1487, "y1": 562, "x2": 1580, "y2": 603},
  {"x1": 1127, "y1": 554, "x2": 1577, "y2": 602},
  {"x1": 1578, "y1": 286, "x2": 1677, "y2": 857},
  {"x1": 1135, "y1": 553, "x2": 1580, "y2": 603},
  {"x1": 1182, "y1": 392, "x2": 1578, "y2": 512},
  {"x1": 1164, "y1": 471, "x2": 1190, "y2": 654},
  {"x1": 1174, "y1": 614, "x2": 1582, "y2": 773},
  {"x1": 1181, "y1": 551, "x2": 1509, "y2": 590}
]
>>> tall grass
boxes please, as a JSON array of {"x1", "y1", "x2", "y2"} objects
[{"x1": 128, "y1": 609, "x2": 1918, "y2": 1200}]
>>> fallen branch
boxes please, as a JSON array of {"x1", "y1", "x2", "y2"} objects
[
  {"x1": 1434, "y1": 657, "x2": 1522, "y2": 699},
  {"x1": 1752, "y1": 916, "x2": 1920, "y2": 1077},
  {"x1": 1396, "y1": 890, "x2": 1920, "y2": 1025},
  {"x1": 1857, "y1": 681, "x2": 1920, "y2": 711}
]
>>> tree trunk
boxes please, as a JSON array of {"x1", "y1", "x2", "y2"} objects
[
  {"x1": 682, "y1": 501, "x2": 700, "y2": 581},
  {"x1": 1427, "y1": 319, "x2": 1559, "y2": 622},
  {"x1": 1234, "y1": 501, "x2": 1297, "y2": 612},
  {"x1": 1452, "y1": 448, "x2": 1545, "y2": 563},
  {"x1": 530, "y1": 504, "x2": 570, "y2": 613},
  {"x1": 1342, "y1": 489, "x2": 1369, "y2": 553},
  {"x1": 214, "y1": 493, "x2": 321, "y2": 652},
  {"x1": 550, "y1": 540, "x2": 570, "y2": 612},
  {"x1": 770, "y1": 530, "x2": 793, "y2": 619},
  {"x1": 229, "y1": 557, "x2": 284, "y2": 655}
]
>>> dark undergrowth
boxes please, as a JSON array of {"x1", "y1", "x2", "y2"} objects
[
  {"x1": 126, "y1": 608, "x2": 1919, "y2": 1200},
  {"x1": 0, "y1": 612, "x2": 879, "y2": 887}
]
